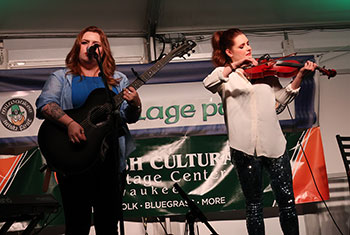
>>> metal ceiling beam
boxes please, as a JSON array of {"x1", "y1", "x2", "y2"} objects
[{"x1": 157, "y1": 22, "x2": 350, "y2": 36}]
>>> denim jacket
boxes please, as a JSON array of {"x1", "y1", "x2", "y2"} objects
[{"x1": 36, "y1": 68, "x2": 138, "y2": 171}]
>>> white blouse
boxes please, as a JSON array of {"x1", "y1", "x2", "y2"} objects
[{"x1": 203, "y1": 67, "x2": 299, "y2": 158}]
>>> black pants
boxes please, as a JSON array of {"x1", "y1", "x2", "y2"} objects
[
  {"x1": 231, "y1": 148, "x2": 299, "y2": 235},
  {"x1": 57, "y1": 153, "x2": 126, "y2": 235}
]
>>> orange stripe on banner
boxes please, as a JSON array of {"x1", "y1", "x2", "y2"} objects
[
  {"x1": 54, "y1": 172, "x2": 59, "y2": 184},
  {"x1": 292, "y1": 127, "x2": 330, "y2": 203},
  {"x1": 0, "y1": 153, "x2": 23, "y2": 193}
]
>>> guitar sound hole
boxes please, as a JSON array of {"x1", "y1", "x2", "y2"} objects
[{"x1": 89, "y1": 106, "x2": 111, "y2": 127}]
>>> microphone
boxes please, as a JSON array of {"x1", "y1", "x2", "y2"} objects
[{"x1": 87, "y1": 44, "x2": 100, "y2": 59}]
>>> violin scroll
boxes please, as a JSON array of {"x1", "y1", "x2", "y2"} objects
[{"x1": 318, "y1": 66, "x2": 337, "y2": 79}]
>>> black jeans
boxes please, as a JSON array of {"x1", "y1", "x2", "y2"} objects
[
  {"x1": 231, "y1": 148, "x2": 299, "y2": 235},
  {"x1": 57, "y1": 153, "x2": 126, "y2": 235}
]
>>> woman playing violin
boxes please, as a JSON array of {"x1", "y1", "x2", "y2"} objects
[{"x1": 203, "y1": 28, "x2": 317, "y2": 235}]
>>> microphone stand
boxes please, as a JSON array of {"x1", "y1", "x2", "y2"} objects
[
  {"x1": 91, "y1": 49, "x2": 125, "y2": 235},
  {"x1": 173, "y1": 183, "x2": 218, "y2": 235}
]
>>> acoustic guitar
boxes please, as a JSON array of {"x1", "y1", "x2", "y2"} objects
[{"x1": 38, "y1": 40, "x2": 196, "y2": 175}]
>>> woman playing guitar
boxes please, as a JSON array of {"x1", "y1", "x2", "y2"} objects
[{"x1": 36, "y1": 26, "x2": 142, "y2": 235}]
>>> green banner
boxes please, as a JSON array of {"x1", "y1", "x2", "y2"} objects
[
  {"x1": 1, "y1": 128, "x2": 329, "y2": 223},
  {"x1": 123, "y1": 135, "x2": 274, "y2": 217}
]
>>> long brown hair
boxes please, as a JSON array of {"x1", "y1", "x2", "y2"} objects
[
  {"x1": 211, "y1": 28, "x2": 243, "y2": 67},
  {"x1": 65, "y1": 26, "x2": 117, "y2": 85}
]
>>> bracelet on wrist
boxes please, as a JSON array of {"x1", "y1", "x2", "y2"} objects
[{"x1": 67, "y1": 120, "x2": 74, "y2": 127}]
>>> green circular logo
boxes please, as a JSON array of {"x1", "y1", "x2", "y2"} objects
[{"x1": 0, "y1": 98, "x2": 34, "y2": 131}]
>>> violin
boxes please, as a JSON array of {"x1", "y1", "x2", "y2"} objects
[{"x1": 243, "y1": 55, "x2": 337, "y2": 80}]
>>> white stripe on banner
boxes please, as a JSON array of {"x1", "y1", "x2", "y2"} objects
[{"x1": 0, "y1": 80, "x2": 295, "y2": 140}]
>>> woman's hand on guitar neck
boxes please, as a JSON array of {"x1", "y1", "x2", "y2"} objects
[{"x1": 123, "y1": 86, "x2": 141, "y2": 109}]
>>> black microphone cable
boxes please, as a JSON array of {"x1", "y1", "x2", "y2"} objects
[{"x1": 285, "y1": 105, "x2": 345, "y2": 235}]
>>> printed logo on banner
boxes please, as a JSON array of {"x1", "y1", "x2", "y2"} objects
[{"x1": 0, "y1": 98, "x2": 34, "y2": 131}]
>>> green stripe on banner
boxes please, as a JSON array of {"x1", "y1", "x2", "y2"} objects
[{"x1": 123, "y1": 135, "x2": 275, "y2": 217}]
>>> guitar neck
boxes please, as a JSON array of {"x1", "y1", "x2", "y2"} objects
[
  {"x1": 113, "y1": 51, "x2": 176, "y2": 106},
  {"x1": 111, "y1": 40, "x2": 196, "y2": 106},
  {"x1": 132, "y1": 55, "x2": 173, "y2": 90}
]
